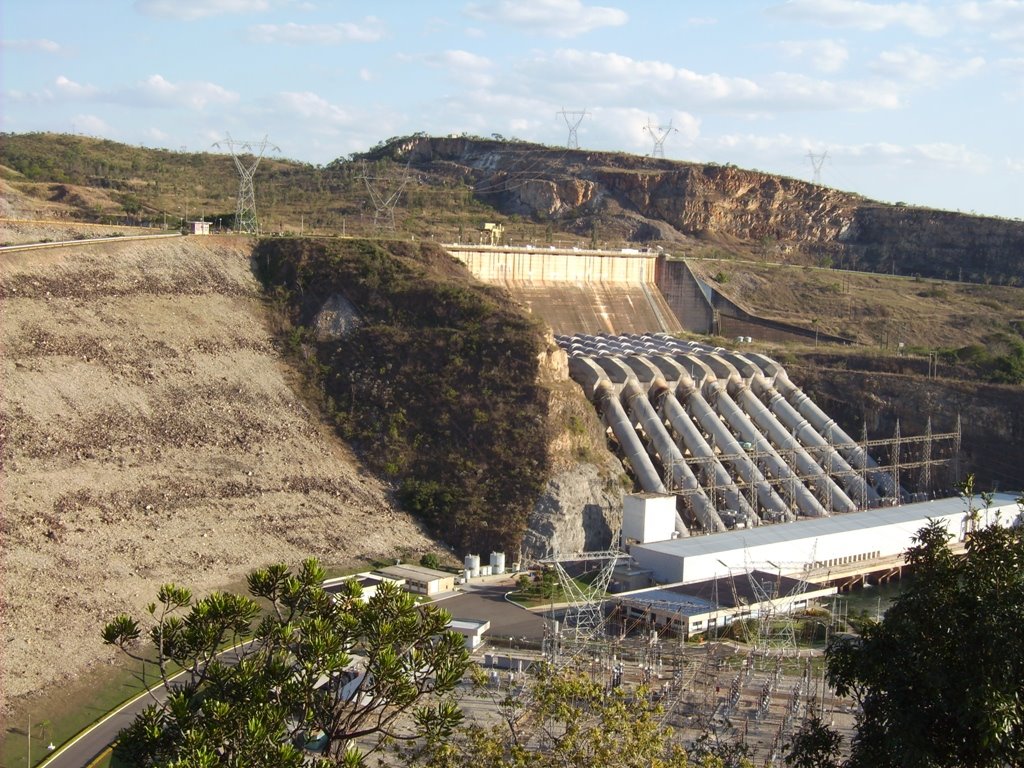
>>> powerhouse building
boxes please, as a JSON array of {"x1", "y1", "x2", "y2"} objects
[{"x1": 627, "y1": 492, "x2": 1023, "y2": 584}]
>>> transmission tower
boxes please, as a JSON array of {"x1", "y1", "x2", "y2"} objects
[
  {"x1": 538, "y1": 549, "x2": 622, "y2": 641},
  {"x1": 557, "y1": 107, "x2": 589, "y2": 149},
  {"x1": 360, "y1": 161, "x2": 411, "y2": 230},
  {"x1": 806, "y1": 150, "x2": 829, "y2": 185},
  {"x1": 644, "y1": 118, "x2": 678, "y2": 158},
  {"x1": 212, "y1": 134, "x2": 279, "y2": 235}
]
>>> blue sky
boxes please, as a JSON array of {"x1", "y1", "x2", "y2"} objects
[{"x1": 2, "y1": 0, "x2": 1022, "y2": 218}]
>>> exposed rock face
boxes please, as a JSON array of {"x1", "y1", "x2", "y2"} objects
[
  {"x1": 791, "y1": 358, "x2": 1024, "y2": 495},
  {"x1": 313, "y1": 292, "x2": 361, "y2": 340},
  {"x1": 523, "y1": 464, "x2": 624, "y2": 558},
  {"x1": 528, "y1": 332, "x2": 628, "y2": 558},
  {"x1": 399, "y1": 136, "x2": 1024, "y2": 283}
]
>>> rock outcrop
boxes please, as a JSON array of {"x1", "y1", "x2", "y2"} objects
[
  {"x1": 397, "y1": 136, "x2": 1024, "y2": 284},
  {"x1": 526, "y1": 333, "x2": 629, "y2": 559}
]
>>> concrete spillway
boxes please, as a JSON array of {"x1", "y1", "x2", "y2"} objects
[
  {"x1": 445, "y1": 246, "x2": 683, "y2": 335},
  {"x1": 560, "y1": 332, "x2": 900, "y2": 534}
]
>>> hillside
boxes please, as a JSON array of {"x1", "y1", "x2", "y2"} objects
[
  {"x1": 0, "y1": 231, "x2": 442, "y2": 711},
  {"x1": 686, "y1": 257, "x2": 1024, "y2": 351},
  {"x1": 254, "y1": 237, "x2": 554, "y2": 554},
  {"x1": 4, "y1": 132, "x2": 1024, "y2": 287}
]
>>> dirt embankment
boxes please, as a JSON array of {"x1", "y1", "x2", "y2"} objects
[{"x1": 0, "y1": 232, "x2": 438, "y2": 714}]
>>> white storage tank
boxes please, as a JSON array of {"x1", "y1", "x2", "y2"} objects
[
  {"x1": 464, "y1": 554, "x2": 481, "y2": 578},
  {"x1": 490, "y1": 551, "x2": 506, "y2": 575},
  {"x1": 480, "y1": 564, "x2": 493, "y2": 577},
  {"x1": 464, "y1": 569, "x2": 473, "y2": 582}
]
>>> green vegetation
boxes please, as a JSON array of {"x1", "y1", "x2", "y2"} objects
[
  {"x1": 824, "y1": 519, "x2": 1024, "y2": 767},
  {"x1": 409, "y1": 666, "x2": 751, "y2": 768},
  {"x1": 254, "y1": 237, "x2": 551, "y2": 553},
  {"x1": 102, "y1": 559, "x2": 469, "y2": 767},
  {"x1": 939, "y1": 334, "x2": 1024, "y2": 384},
  {"x1": 419, "y1": 553, "x2": 441, "y2": 570}
]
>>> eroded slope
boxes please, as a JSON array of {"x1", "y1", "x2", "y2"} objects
[{"x1": 0, "y1": 234, "x2": 436, "y2": 708}]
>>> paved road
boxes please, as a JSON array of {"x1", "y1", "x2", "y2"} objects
[{"x1": 40, "y1": 645, "x2": 253, "y2": 768}]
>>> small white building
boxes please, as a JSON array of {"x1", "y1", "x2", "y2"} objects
[
  {"x1": 448, "y1": 618, "x2": 490, "y2": 650},
  {"x1": 376, "y1": 564, "x2": 456, "y2": 596},
  {"x1": 188, "y1": 220, "x2": 210, "y2": 235},
  {"x1": 614, "y1": 572, "x2": 838, "y2": 640},
  {"x1": 621, "y1": 492, "x2": 677, "y2": 547}
]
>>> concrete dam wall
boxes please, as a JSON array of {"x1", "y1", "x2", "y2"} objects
[
  {"x1": 445, "y1": 245, "x2": 682, "y2": 336},
  {"x1": 557, "y1": 332, "x2": 907, "y2": 535}
]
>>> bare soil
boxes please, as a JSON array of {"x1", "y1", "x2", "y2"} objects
[{"x1": 0, "y1": 228, "x2": 439, "y2": 718}]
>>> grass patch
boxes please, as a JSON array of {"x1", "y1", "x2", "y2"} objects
[{"x1": 1, "y1": 653, "x2": 179, "y2": 768}]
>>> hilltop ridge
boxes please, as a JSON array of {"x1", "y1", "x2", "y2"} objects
[{"x1": 3, "y1": 132, "x2": 1024, "y2": 285}]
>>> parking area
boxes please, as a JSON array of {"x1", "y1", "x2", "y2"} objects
[{"x1": 434, "y1": 583, "x2": 547, "y2": 642}]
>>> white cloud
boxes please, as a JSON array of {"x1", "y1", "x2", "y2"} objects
[
  {"x1": 276, "y1": 91, "x2": 352, "y2": 127},
  {"x1": 246, "y1": 19, "x2": 385, "y2": 44},
  {"x1": 464, "y1": 0, "x2": 627, "y2": 38},
  {"x1": 525, "y1": 49, "x2": 901, "y2": 111},
  {"x1": 1, "y1": 38, "x2": 63, "y2": 54},
  {"x1": 135, "y1": 0, "x2": 269, "y2": 21},
  {"x1": 359, "y1": 68, "x2": 373, "y2": 82},
  {"x1": 687, "y1": 17, "x2": 718, "y2": 26},
  {"x1": 769, "y1": 0, "x2": 948, "y2": 36},
  {"x1": 600, "y1": 108, "x2": 700, "y2": 154},
  {"x1": 956, "y1": 2, "x2": 1024, "y2": 42},
  {"x1": 53, "y1": 74, "x2": 238, "y2": 110},
  {"x1": 704, "y1": 133, "x2": 987, "y2": 173},
  {"x1": 775, "y1": 39, "x2": 849, "y2": 72},
  {"x1": 144, "y1": 127, "x2": 171, "y2": 142},
  {"x1": 1006, "y1": 157, "x2": 1024, "y2": 172},
  {"x1": 426, "y1": 50, "x2": 495, "y2": 87},
  {"x1": 71, "y1": 114, "x2": 111, "y2": 135},
  {"x1": 871, "y1": 46, "x2": 985, "y2": 83},
  {"x1": 55, "y1": 75, "x2": 98, "y2": 98}
]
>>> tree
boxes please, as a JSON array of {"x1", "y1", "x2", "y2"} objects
[
  {"x1": 784, "y1": 714, "x2": 843, "y2": 768},
  {"x1": 404, "y1": 665, "x2": 743, "y2": 768},
  {"x1": 419, "y1": 553, "x2": 441, "y2": 570},
  {"x1": 826, "y1": 520, "x2": 1024, "y2": 767},
  {"x1": 102, "y1": 559, "x2": 469, "y2": 767}
]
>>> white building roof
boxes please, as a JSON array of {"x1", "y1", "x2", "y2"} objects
[
  {"x1": 377, "y1": 564, "x2": 454, "y2": 583},
  {"x1": 634, "y1": 493, "x2": 1020, "y2": 559}
]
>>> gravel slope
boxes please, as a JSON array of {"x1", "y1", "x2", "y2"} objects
[{"x1": 0, "y1": 230, "x2": 438, "y2": 712}]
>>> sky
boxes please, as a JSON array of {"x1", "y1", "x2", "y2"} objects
[{"x1": 2, "y1": 0, "x2": 1022, "y2": 218}]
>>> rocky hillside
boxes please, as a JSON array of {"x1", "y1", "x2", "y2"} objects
[
  {"x1": 389, "y1": 135, "x2": 1024, "y2": 284},
  {"x1": 253, "y1": 237, "x2": 624, "y2": 555},
  {"x1": 4, "y1": 132, "x2": 1024, "y2": 285}
]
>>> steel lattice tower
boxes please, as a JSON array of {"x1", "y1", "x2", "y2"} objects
[
  {"x1": 557, "y1": 107, "x2": 589, "y2": 149},
  {"x1": 806, "y1": 150, "x2": 829, "y2": 185},
  {"x1": 212, "y1": 134, "x2": 278, "y2": 235},
  {"x1": 359, "y1": 161, "x2": 412, "y2": 230},
  {"x1": 644, "y1": 118, "x2": 678, "y2": 158}
]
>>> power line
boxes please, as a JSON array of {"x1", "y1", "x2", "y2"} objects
[{"x1": 359, "y1": 160, "x2": 412, "y2": 230}]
